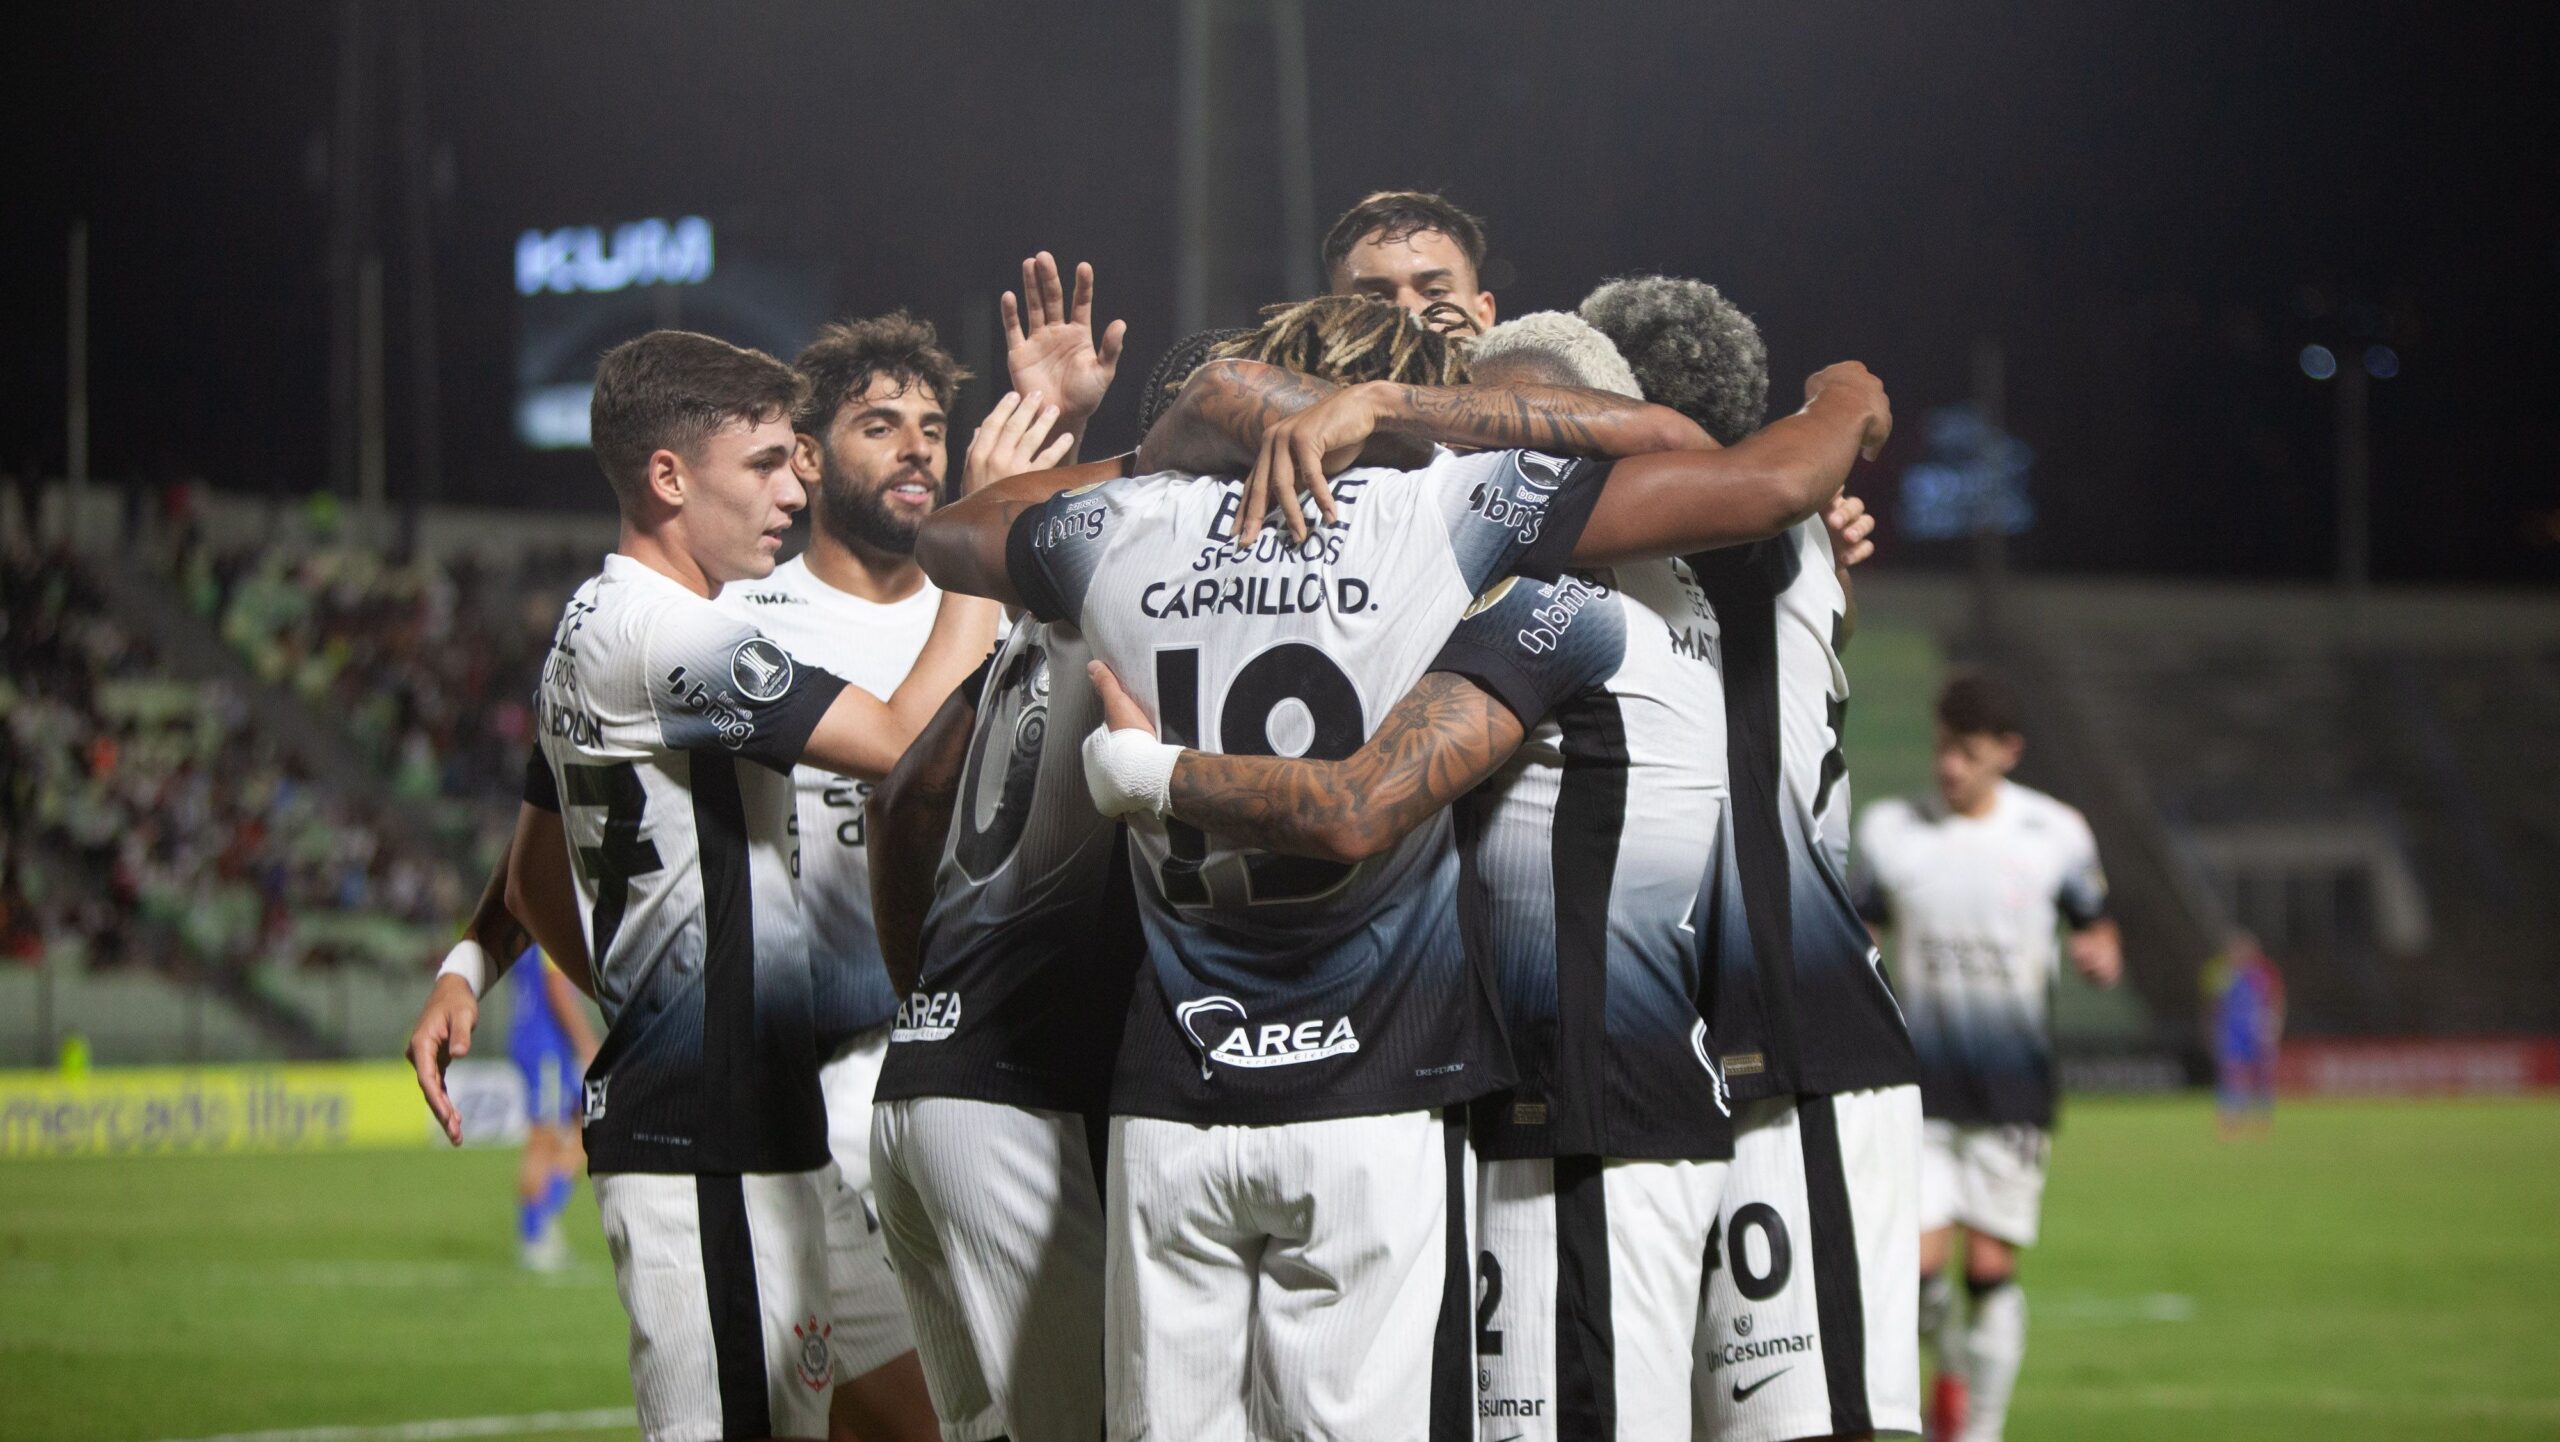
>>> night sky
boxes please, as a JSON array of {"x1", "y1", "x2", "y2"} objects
[{"x1": 8, "y1": 1, "x2": 2554, "y2": 582}]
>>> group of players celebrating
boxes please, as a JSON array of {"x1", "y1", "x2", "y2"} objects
[{"x1": 405, "y1": 190, "x2": 2122, "y2": 1442}]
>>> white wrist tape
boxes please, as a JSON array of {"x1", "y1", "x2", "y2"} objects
[
  {"x1": 436, "y1": 939, "x2": 489, "y2": 999},
  {"x1": 1082, "y1": 725, "x2": 1180, "y2": 819}
]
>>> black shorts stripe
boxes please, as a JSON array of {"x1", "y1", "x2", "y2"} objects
[
  {"x1": 1431, "y1": 1106, "x2": 1472, "y2": 1442},
  {"x1": 695, "y1": 1174, "x2": 773, "y2": 1440},
  {"x1": 1553, "y1": 1153, "x2": 1617, "y2": 1437},
  {"x1": 1799, "y1": 1095, "x2": 1873, "y2": 1435}
]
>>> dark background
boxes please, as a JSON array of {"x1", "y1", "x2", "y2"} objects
[{"x1": 7, "y1": 1, "x2": 2554, "y2": 582}]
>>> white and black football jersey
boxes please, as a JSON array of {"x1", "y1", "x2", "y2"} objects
[
  {"x1": 530, "y1": 553, "x2": 847, "y2": 1174},
  {"x1": 716, "y1": 556, "x2": 943, "y2": 1051},
  {"x1": 1428, "y1": 561, "x2": 1736, "y2": 1162},
  {"x1": 1850, "y1": 779, "x2": 2107, "y2": 1126},
  {"x1": 1690, "y1": 517, "x2": 1915, "y2": 1100},
  {"x1": 1006, "y1": 448, "x2": 1609, "y2": 1124},
  {"x1": 872, "y1": 615, "x2": 1143, "y2": 1116}
]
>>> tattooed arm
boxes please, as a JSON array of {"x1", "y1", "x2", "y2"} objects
[
  {"x1": 1228, "y1": 376, "x2": 1708, "y2": 544},
  {"x1": 1088, "y1": 664, "x2": 1526, "y2": 865},
  {"x1": 1137, "y1": 360, "x2": 1344, "y2": 476},
  {"x1": 865, "y1": 667, "x2": 985, "y2": 996}
]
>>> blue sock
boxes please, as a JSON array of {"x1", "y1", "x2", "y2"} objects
[
  {"x1": 519, "y1": 1195, "x2": 546, "y2": 1244},
  {"x1": 540, "y1": 1172, "x2": 574, "y2": 1227}
]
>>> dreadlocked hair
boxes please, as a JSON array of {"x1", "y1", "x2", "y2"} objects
[
  {"x1": 1138, "y1": 327, "x2": 1253, "y2": 439},
  {"x1": 1209, "y1": 295, "x2": 1470, "y2": 389}
]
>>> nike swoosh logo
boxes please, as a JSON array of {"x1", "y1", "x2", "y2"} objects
[{"x1": 1731, "y1": 1366, "x2": 1792, "y2": 1403}]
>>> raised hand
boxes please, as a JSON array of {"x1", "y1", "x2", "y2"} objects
[
  {"x1": 1087, "y1": 657, "x2": 1156, "y2": 735},
  {"x1": 1004, "y1": 252, "x2": 1128, "y2": 435},
  {"x1": 962, "y1": 390, "x2": 1074, "y2": 494}
]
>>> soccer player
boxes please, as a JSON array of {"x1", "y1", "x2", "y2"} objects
[
  {"x1": 1850, "y1": 672, "x2": 2122, "y2": 1442},
  {"x1": 1572, "y1": 276, "x2": 1921, "y2": 1442},
  {"x1": 856, "y1": 334, "x2": 1236, "y2": 1442},
  {"x1": 511, "y1": 329, "x2": 999, "y2": 1442},
  {"x1": 1073, "y1": 312, "x2": 1891, "y2": 1439},
  {"x1": 2205, "y1": 931, "x2": 2283, "y2": 1139},
  {"x1": 507, "y1": 944, "x2": 598, "y2": 1272},
  {"x1": 711, "y1": 273, "x2": 1114, "y2": 1442},
  {"x1": 930, "y1": 296, "x2": 1886, "y2": 1436},
  {"x1": 1323, "y1": 189, "x2": 1498, "y2": 333}
]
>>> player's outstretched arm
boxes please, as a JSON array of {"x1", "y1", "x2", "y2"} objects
[
  {"x1": 1567, "y1": 361, "x2": 1892, "y2": 565},
  {"x1": 797, "y1": 598, "x2": 993, "y2": 782},
  {"x1": 2068, "y1": 918, "x2": 2125, "y2": 987},
  {"x1": 915, "y1": 452, "x2": 1136, "y2": 607},
  {"x1": 1082, "y1": 661, "x2": 1524, "y2": 865},
  {"x1": 1136, "y1": 359, "x2": 1342, "y2": 477},
  {"x1": 865, "y1": 671, "x2": 984, "y2": 996},
  {"x1": 1226, "y1": 375, "x2": 1710, "y2": 546}
]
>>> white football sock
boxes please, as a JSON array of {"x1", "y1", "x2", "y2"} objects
[
  {"x1": 1919, "y1": 1269, "x2": 1959, "y2": 1378},
  {"x1": 1957, "y1": 1279, "x2": 2025, "y2": 1442}
]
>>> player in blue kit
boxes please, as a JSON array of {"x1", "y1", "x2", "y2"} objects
[{"x1": 507, "y1": 946, "x2": 599, "y2": 1271}]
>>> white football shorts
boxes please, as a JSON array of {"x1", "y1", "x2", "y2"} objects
[
  {"x1": 1918, "y1": 1117, "x2": 2049, "y2": 1247},
  {"x1": 594, "y1": 1168, "x2": 835, "y2": 1442},
  {"x1": 870, "y1": 1096, "x2": 1106, "y2": 1442},
  {"x1": 1476, "y1": 1153, "x2": 1731, "y2": 1440},
  {"x1": 1697, "y1": 1085, "x2": 1923, "y2": 1442},
  {"x1": 1106, "y1": 1108, "x2": 1476, "y2": 1441},
  {"x1": 819, "y1": 1027, "x2": 919, "y2": 1382}
]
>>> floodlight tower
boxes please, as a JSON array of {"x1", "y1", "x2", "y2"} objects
[
  {"x1": 1175, "y1": 0, "x2": 1319, "y2": 335},
  {"x1": 2298, "y1": 339, "x2": 2397, "y2": 594}
]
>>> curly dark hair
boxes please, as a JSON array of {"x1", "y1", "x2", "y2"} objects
[
  {"x1": 1210, "y1": 294, "x2": 1469, "y2": 390},
  {"x1": 1578, "y1": 275, "x2": 1769, "y2": 446},
  {"x1": 791, "y1": 310, "x2": 972, "y2": 439}
]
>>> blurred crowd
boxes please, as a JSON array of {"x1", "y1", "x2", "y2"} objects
[{"x1": 0, "y1": 544, "x2": 464, "y2": 978}]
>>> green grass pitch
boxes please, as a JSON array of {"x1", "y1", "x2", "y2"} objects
[{"x1": 4, "y1": 1096, "x2": 2556, "y2": 1441}]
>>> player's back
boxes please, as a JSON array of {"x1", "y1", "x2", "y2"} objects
[
  {"x1": 875, "y1": 615, "x2": 1142, "y2": 1115},
  {"x1": 1853, "y1": 779, "x2": 2104, "y2": 1125},
  {"x1": 1692, "y1": 515, "x2": 1914, "y2": 1099},
  {"x1": 533, "y1": 554, "x2": 830, "y2": 1174},
  {"x1": 1008, "y1": 447, "x2": 1607, "y2": 1123},
  {"x1": 1438, "y1": 561, "x2": 1736, "y2": 1161}
]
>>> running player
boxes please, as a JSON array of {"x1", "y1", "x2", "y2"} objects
[
  {"x1": 1576, "y1": 275, "x2": 1922, "y2": 1442},
  {"x1": 1850, "y1": 671, "x2": 2122, "y2": 1442},
  {"x1": 857, "y1": 332, "x2": 1232, "y2": 1442},
  {"x1": 1073, "y1": 312, "x2": 1891, "y2": 1438},
  {"x1": 713, "y1": 278, "x2": 1109, "y2": 1441},
  {"x1": 507, "y1": 944, "x2": 598, "y2": 1272},
  {"x1": 935, "y1": 297, "x2": 1884, "y2": 1437},
  {"x1": 514, "y1": 329, "x2": 999, "y2": 1442}
]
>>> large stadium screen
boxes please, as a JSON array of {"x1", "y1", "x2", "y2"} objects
[{"x1": 513, "y1": 214, "x2": 826, "y2": 450}]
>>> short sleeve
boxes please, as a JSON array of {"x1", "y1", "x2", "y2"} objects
[
  {"x1": 1005, "y1": 479, "x2": 1126, "y2": 625},
  {"x1": 522, "y1": 742, "x2": 560, "y2": 813},
  {"x1": 2055, "y1": 809, "x2": 2110, "y2": 928},
  {"x1": 644, "y1": 601, "x2": 849, "y2": 775},
  {"x1": 1426, "y1": 573, "x2": 1625, "y2": 730},
  {"x1": 1434, "y1": 450, "x2": 1614, "y2": 595}
]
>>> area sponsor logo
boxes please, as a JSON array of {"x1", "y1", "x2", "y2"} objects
[
  {"x1": 515, "y1": 216, "x2": 714, "y2": 296},
  {"x1": 891, "y1": 991, "x2": 962, "y2": 1043},
  {"x1": 1699, "y1": 1324, "x2": 1816, "y2": 1372},
  {"x1": 1176, "y1": 996, "x2": 1359, "y2": 1076}
]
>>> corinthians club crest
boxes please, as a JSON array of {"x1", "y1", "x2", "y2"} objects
[{"x1": 792, "y1": 1316, "x2": 834, "y2": 1391}]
